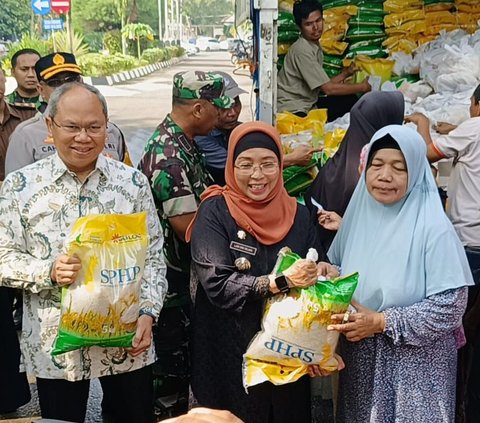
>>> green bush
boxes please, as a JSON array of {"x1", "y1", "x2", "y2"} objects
[
  {"x1": 103, "y1": 30, "x2": 122, "y2": 54},
  {"x1": 141, "y1": 48, "x2": 165, "y2": 64},
  {"x1": 77, "y1": 53, "x2": 139, "y2": 76},
  {"x1": 1, "y1": 35, "x2": 50, "y2": 74}
]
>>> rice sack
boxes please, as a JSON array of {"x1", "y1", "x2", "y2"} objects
[
  {"x1": 52, "y1": 212, "x2": 148, "y2": 355},
  {"x1": 243, "y1": 249, "x2": 358, "y2": 389}
]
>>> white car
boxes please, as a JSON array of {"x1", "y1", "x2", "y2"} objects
[
  {"x1": 180, "y1": 42, "x2": 198, "y2": 56},
  {"x1": 196, "y1": 37, "x2": 220, "y2": 52}
]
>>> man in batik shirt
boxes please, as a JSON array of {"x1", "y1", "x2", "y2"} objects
[{"x1": 0, "y1": 82, "x2": 167, "y2": 423}]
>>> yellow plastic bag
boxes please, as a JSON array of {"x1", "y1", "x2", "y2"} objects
[
  {"x1": 52, "y1": 212, "x2": 148, "y2": 355},
  {"x1": 350, "y1": 55, "x2": 395, "y2": 87},
  {"x1": 324, "y1": 128, "x2": 347, "y2": 158},
  {"x1": 242, "y1": 247, "x2": 358, "y2": 389},
  {"x1": 276, "y1": 109, "x2": 328, "y2": 143}
]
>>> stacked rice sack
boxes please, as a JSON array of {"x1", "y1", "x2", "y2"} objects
[
  {"x1": 277, "y1": 3, "x2": 300, "y2": 70},
  {"x1": 383, "y1": 0, "x2": 479, "y2": 55},
  {"x1": 455, "y1": 0, "x2": 480, "y2": 34}
]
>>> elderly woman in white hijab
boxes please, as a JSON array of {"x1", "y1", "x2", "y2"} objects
[{"x1": 327, "y1": 125, "x2": 473, "y2": 422}]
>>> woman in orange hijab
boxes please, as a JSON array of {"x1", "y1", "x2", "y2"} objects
[{"x1": 187, "y1": 121, "x2": 339, "y2": 423}]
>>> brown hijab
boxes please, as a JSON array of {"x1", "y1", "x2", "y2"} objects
[{"x1": 186, "y1": 121, "x2": 297, "y2": 245}]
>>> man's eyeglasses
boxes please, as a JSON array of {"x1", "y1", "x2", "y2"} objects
[
  {"x1": 44, "y1": 74, "x2": 81, "y2": 88},
  {"x1": 51, "y1": 117, "x2": 106, "y2": 136},
  {"x1": 234, "y1": 162, "x2": 279, "y2": 175}
]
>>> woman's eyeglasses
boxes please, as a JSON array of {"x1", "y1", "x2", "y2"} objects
[{"x1": 234, "y1": 162, "x2": 279, "y2": 175}]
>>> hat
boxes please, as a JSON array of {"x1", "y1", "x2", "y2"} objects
[
  {"x1": 215, "y1": 71, "x2": 248, "y2": 99},
  {"x1": 172, "y1": 70, "x2": 234, "y2": 109},
  {"x1": 35, "y1": 52, "x2": 82, "y2": 81}
]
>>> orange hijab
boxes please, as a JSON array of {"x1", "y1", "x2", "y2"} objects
[{"x1": 185, "y1": 121, "x2": 297, "y2": 245}]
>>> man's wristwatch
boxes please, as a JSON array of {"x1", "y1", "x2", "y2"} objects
[{"x1": 274, "y1": 274, "x2": 290, "y2": 293}]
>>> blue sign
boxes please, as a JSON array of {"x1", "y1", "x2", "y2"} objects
[
  {"x1": 32, "y1": 0, "x2": 51, "y2": 15},
  {"x1": 43, "y1": 19, "x2": 64, "y2": 31}
]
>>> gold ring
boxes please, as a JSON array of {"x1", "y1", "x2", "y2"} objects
[{"x1": 342, "y1": 311, "x2": 350, "y2": 324}]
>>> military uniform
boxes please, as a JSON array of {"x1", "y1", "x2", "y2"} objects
[
  {"x1": 5, "y1": 90, "x2": 42, "y2": 118},
  {"x1": 138, "y1": 71, "x2": 233, "y2": 418}
]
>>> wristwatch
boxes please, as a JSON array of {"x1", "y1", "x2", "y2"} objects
[{"x1": 274, "y1": 274, "x2": 290, "y2": 293}]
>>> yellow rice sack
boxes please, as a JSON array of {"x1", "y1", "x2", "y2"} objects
[
  {"x1": 52, "y1": 212, "x2": 148, "y2": 355},
  {"x1": 243, "y1": 271, "x2": 358, "y2": 389}
]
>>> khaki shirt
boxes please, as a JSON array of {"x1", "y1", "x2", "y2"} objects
[{"x1": 277, "y1": 36, "x2": 330, "y2": 114}]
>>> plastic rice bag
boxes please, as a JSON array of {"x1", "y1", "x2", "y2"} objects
[
  {"x1": 243, "y1": 248, "x2": 358, "y2": 389},
  {"x1": 52, "y1": 212, "x2": 148, "y2": 355}
]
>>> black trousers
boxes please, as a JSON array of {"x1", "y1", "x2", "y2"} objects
[{"x1": 36, "y1": 365, "x2": 153, "y2": 423}]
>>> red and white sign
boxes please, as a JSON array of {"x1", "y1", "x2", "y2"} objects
[{"x1": 51, "y1": 0, "x2": 70, "y2": 14}]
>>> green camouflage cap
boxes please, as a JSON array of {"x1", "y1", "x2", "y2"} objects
[{"x1": 172, "y1": 70, "x2": 234, "y2": 109}]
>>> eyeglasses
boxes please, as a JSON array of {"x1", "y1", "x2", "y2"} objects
[
  {"x1": 234, "y1": 162, "x2": 279, "y2": 175},
  {"x1": 51, "y1": 117, "x2": 106, "y2": 136},
  {"x1": 45, "y1": 74, "x2": 81, "y2": 88}
]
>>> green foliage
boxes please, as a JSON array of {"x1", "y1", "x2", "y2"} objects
[
  {"x1": 182, "y1": 0, "x2": 233, "y2": 26},
  {"x1": 83, "y1": 32, "x2": 104, "y2": 52},
  {"x1": 72, "y1": 0, "x2": 120, "y2": 32},
  {"x1": 0, "y1": 0, "x2": 31, "y2": 41},
  {"x1": 49, "y1": 31, "x2": 90, "y2": 57},
  {"x1": 141, "y1": 48, "x2": 166, "y2": 63},
  {"x1": 1, "y1": 35, "x2": 50, "y2": 74},
  {"x1": 77, "y1": 53, "x2": 138, "y2": 76},
  {"x1": 103, "y1": 30, "x2": 122, "y2": 54},
  {"x1": 121, "y1": 23, "x2": 155, "y2": 58}
]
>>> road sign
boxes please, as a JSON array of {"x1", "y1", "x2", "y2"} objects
[
  {"x1": 51, "y1": 0, "x2": 70, "y2": 14},
  {"x1": 43, "y1": 19, "x2": 64, "y2": 31},
  {"x1": 32, "y1": 0, "x2": 50, "y2": 15}
]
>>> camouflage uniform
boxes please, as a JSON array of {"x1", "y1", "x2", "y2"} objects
[
  {"x1": 5, "y1": 90, "x2": 43, "y2": 118},
  {"x1": 138, "y1": 71, "x2": 232, "y2": 418}
]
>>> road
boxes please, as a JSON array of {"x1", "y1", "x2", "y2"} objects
[
  {"x1": 99, "y1": 50, "x2": 254, "y2": 165},
  {"x1": 0, "y1": 50, "x2": 253, "y2": 423}
]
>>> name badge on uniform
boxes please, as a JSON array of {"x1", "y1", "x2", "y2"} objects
[{"x1": 230, "y1": 241, "x2": 257, "y2": 256}]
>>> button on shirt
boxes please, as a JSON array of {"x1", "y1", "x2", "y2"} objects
[
  {"x1": 433, "y1": 116, "x2": 480, "y2": 247},
  {"x1": 0, "y1": 154, "x2": 168, "y2": 381},
  {"x1": 277, "y1": 35, "x2": 330, "y2": 114}
]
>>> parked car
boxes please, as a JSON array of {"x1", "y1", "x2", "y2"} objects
[
  {"x1": 196, "y1": 37, "x2": 220, "y2": 52},
  {"x1": 0, "y1": 41, "x2": 9, "y2": 58},
  {"x1": 219, "y1": 38, "x2": 235, "y2": 51},
  {"x1": 181, "y1": 42, "x2": 198, "y2": 56}
]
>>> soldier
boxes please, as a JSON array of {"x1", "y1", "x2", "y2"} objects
[
  {"x1": 5, "y1": 52, "x2": 131, "y2": 175},
  {"x1": 6, "y1": 48, "x2": 41, "y2": 117},
  {"x1": 138, "y1": 70, "x2": 233, "y2": 418}
]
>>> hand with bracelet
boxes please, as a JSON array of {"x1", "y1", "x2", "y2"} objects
[{"x1": 268, "y1": 259, "x2": 339, "y2": 294}]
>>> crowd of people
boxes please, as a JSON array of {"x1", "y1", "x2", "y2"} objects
[{"x1": 0, "y1": 2, "x2": 479, "y2": 421}]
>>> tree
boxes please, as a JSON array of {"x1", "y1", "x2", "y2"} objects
[
  {"x1": 72, "y1": 0, "x2": 120, "y2": 33},
  {"x1": 182, "y1": 0, "x2": 233, "y2": 26},
  {"x1": 0, "y1": 0, "x2": 31, "y2": 41},
  {"x1": 121, "y1": 23, "x2": 154, "y2": 58}
]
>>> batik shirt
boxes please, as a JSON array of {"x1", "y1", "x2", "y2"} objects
[
  {"x1": 0, "y1": 154, "x2": 168, "y2": 381},
  {"x1": 139, "y1": 114, "x2": 213, "y2": 305}
]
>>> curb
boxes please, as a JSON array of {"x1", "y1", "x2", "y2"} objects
[{"x1": 81, "y1": 55, "x2": 187, "y2": 86}]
